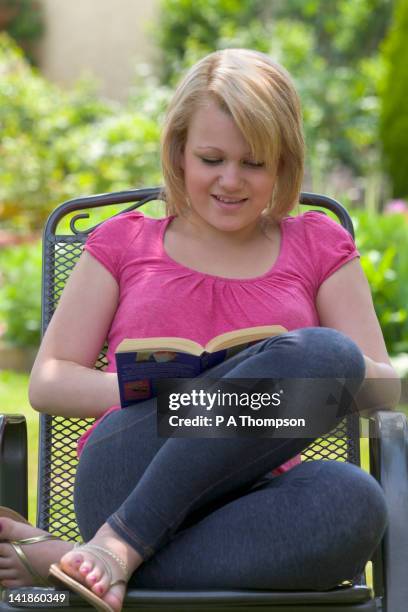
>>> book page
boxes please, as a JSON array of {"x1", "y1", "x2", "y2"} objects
[
  {"x1": 116, "y1": 337, "x2": 204, "y2": 356},
  {"x1": 205, "y1": 325, "x2": 287, "y2": 353}
]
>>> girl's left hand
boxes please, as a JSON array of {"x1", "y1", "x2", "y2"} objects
[{"x1": 356, "y1": 354, "x2": 401, "y2": 415}]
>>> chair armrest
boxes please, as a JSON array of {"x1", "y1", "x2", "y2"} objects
[
  {"x1": 0, "y1": 414, "x2": 28, "y2": 518},
  {"x1": 368, "y1": 410, "x2": 408, "y2": 611}
]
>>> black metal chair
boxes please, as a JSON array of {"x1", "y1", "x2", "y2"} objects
[{"x1": 1, "y1": 188, "x2": 408, "y2": 611}]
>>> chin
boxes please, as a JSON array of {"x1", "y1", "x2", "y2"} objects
[
  {"x1": 209, "y1": 219, "x2": 248, "y2": 233},
  {"x1": 191, "y1": 207, "x2": 251, "y2": 233}
]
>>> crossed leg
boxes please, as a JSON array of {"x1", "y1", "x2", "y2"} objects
[{"x1": 0, "y1": 328, "x2": 388, "y2": 611}]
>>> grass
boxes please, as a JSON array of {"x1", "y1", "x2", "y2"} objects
[{"x1": 1, "y1": 368, "x2": 408, "y2": 592}]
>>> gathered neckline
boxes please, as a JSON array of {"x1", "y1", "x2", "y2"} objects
[{"x1": 159, "y1": 215, "x2": 287, "y2": 283}]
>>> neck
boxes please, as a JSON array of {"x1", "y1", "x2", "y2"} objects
[{"x1": 177, "y1": 210, "x2": 272, "y2": 247}]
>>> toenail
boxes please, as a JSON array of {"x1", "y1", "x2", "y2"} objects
[
  {"x1": 88, "y1": 575, "x2": 97, "y2": 584},
  {"x1": 98, "y1": 586, "x2": 104, "y2": 594}
]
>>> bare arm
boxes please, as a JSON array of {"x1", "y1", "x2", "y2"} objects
[
  {"x1": 29, "y1": 250, "x2": 121, "y2": 418},
  {"x1": 316, "y1": 257, "x2": 401, "y2": 415}
]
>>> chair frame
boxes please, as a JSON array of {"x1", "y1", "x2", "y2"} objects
[{"x1": 1, "y1": 188, "x2": 408, "y2": 611}]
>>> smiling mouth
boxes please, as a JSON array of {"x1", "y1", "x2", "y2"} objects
[{"x1": 212, "y1": 195, "x2": 248, "y2": 204}]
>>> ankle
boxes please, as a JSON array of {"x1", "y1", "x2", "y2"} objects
[{"x1": 93, "y1": 523, "x2": 143, "y2": 572}]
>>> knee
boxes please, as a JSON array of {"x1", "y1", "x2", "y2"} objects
[
  {"x1": 278, "y1": 327, "x2": 366, "y2": 380},
  {"x1": 344, "y1": 463, "x2": 388, "y2": 557},
  {"x1": 311, "y1": 461, "x2": 388, "y2": 590}
]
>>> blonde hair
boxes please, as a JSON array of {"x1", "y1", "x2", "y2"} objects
[{"x1": 161, "y1": 48, "x2": 304, "y2": 221}]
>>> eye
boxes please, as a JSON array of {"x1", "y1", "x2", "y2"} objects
[
  {"x1": 199, "y1": 157, "x2": 264, "y2": 167},
  {"x1": 243, "y1": 160, "x2": 265, "y2": 168},
  {"x1": 200, "y1": 158, "x2": 222, "y2": 165}
]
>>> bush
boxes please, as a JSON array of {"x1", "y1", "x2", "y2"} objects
[
  {"x1": 351, "y1": 210, "x2": 408, "y2": 353},
  {"x1": 0, "y1": 240, "x2": 42, "y2": 347},
  {"x1": 155, "y1": 0, "x2": 391, "y2": 188},
  {"x1": 379, "y1": 0, "x2": 408, "y2": 198},
  {"x1": 0, "y1": 0, "x2": 44, "y2": 64},
  {"x1": 0, "y1": 34, "x2": 168, "y2": 232},
  {"x1": 52, "y1": 111, "x2": 162, "y2": 199},
  {"x1": 155, "y1": 0, "x2": 269, "y2": 85}
]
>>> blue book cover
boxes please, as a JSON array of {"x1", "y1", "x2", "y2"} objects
[{"x1": 114, "y1": 326, "x2": 287, "y2": 408}]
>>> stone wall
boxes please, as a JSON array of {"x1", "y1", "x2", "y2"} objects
[{"x1": 36, "y1": 0, "x2": 159, "y2": 101}]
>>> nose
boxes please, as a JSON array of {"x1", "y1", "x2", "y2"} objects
[{"x1": 217, "y1": 162, "x2": 244, "y2": 192}]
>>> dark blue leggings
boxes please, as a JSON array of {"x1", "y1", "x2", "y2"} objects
[{"x1": 74, "y1": 327, "x2": 388, "y2": 591}]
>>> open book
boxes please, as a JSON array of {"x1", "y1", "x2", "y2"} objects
[{"x1": 115, "y1": 325, "x2": 287, "y2": 408}]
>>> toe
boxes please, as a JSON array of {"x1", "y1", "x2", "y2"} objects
[
  {"x1": 58, "y1": 544, "x2": 127, "y2": 611},
  {"x1": 0, "y1": 556, "x2": 12, "y2": 568},
  {"x1": 0, "y1": 569, "x2": 17, "y2": 581},
  {"x1": 0, "y1": 517, "x2": 73, "y2": 588},
  {"x1": 79, "y1": 559, "x2": 94, "y2": 577},
  {"x1": 1, "y1": 577, "x2": 21, "y2": 588},
  {"x1": 59, "y1": 551, "x2": 93, "y2": 585},
  {"x1": 0, "y1": 517, "x2": 21, "y2": 540},
  {"x1": 69, "y1": 553, "x2": 84, "y2": 571},
  {"x1": 59, "y1": 551, "x2": 78, "y2": 575},
  {"x1": 103, "y1": 582, "x2": 126, "y2": 612},
  {"x1": 92, "y1": 573, "x2": 111, "y2": 598},
  {"x1": 85, "y1": 566, "x2": 102, "y2": 588},
  {"x1": 0, "y1": 542, "x2": 11, "y2": 556}
]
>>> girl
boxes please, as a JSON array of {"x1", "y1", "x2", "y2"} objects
[{"x1": 0, "y1": 49, "x2": 400, "y2": 612}]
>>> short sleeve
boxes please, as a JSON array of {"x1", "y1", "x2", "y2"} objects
[
  {"x1": 83, "y1": 211, "x2": 144, "y2": 281},
  {"x1": 302, "y1": 211, "x2": 360, "y2": 287}
]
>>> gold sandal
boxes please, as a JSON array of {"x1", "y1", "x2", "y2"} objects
[
  {"x1": 49, "y1": 543, "x2": 129, "y2": 612},
  {"x1": 0, "y1": 506, "x2": 60, "y2": 587}
]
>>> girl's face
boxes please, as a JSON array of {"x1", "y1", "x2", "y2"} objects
[{"x1": 181, "y1": 98, "x2": 276, "y2": 238}]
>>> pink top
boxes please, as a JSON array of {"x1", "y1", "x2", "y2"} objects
[{"x1": 77, "y1": 209, "x2": 360, "y2": 476}]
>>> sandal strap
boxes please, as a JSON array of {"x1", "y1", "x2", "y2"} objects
[
  {"x1": 77, "y1": 543, "x2": 129, "y2": 586},
  {"x1": 11, "y1": 534, "x2": 60, "y2": 546},
  {"x1": 8, "y1": 541, "x2": 50, "y2": 587}
]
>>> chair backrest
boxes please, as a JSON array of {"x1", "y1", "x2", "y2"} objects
[{"x1": 36, "y1": 188, "x2": 361, "y2": 539}]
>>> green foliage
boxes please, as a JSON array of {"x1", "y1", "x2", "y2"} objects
[
  {"x1": 273, "y1": 0, "x2": 392, "y2": 64},
  {"x1": 1, "y1": 0, "x2": 43, "y2": 40},
  {"x1": 0, "y1": 240, "x2": 42, "y2": 347},
  {"x1": 0, "y1": 0, "x2": 44, "y2": 64},
  {"x1": 52, "y1": 111, "x2": 162, "y2": 198},
  {"x1": 155, "y1": 0, "x2": 392, "y2": 187},
  {"x1": 0, "y1": 34, "x2": 168, "y2": 232},
  {"x1": 155, "y1": 0, "x2": 270, "y2": 85},
  {"x1": 270, "y1": 0, "x2": 392, "y2": 182},
  {"x1": 379, "y1": 0, "x2": 408, "y2": 198},
  {"x1": 352, "y1": 210, "x2": 408, "y2": 353}
]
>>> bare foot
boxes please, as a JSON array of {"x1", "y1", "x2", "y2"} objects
[
  {"x1": 58, "y1": 522, "x2": 143, "y2": 612},
  {"x1": 0, "y1": 517, "x2": 73, "y2": 587}
]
